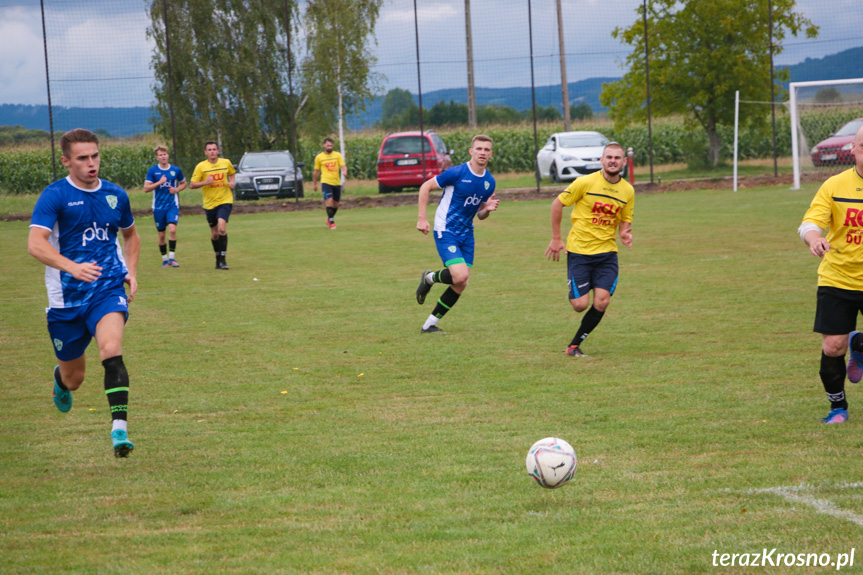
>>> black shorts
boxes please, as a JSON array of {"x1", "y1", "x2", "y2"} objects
[
  {"x1": 321, "y1": 183, "x2": 342, "y2": 202},
  {"x1": 814, "y1": 286, "x2": 863, "y2": 335},
  {"x1": 567, "y1": 251, "x2": 619, "y2": 299},
  {"x1": 205, "y1": 203, "x2": 233, "y2": 228}
]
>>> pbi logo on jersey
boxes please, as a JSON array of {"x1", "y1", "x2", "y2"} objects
[
  {"x1": 82, "y1": 222, "x2": 110, "y2": 246},
  {"x1": 106, "y1": 195, "x2": 118, "y2": 209},
  {"x1": 448, "y1": 246, "x2": 457, "y2": 253},
  {"x1": 464, "y1": 195, "x2": 482, "y2": 207},
  {"x1": 53, "y1": 338, "x2": 63, "y2": 351}
]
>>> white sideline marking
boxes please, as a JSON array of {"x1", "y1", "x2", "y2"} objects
[{"x1": 749, "y1": 483, "x2": 863, "y2": 527}]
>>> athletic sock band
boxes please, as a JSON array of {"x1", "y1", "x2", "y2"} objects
[
  {"x1": 571, "y1": 306, "x2": 605, "y2": 347},
  {"x1": 102, "y1": 355, "x2": 129, "y2": 421},
  {"x1": 820, "y1": 352, "x2": 848, "y2": 410},
  {"x1": 432, "y1": 287, "x2": 461, "y2": 319}
]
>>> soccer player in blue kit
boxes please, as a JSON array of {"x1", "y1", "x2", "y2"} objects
[
  {"x1": 28, "y1": 129, "x2": 141, "y2": 457},
  {"x1": 415, "y1": 134, "x2": 500, "y2": 333},
  {"x1": 144, "y1": 145, "x2": 186, "y2": 267}
]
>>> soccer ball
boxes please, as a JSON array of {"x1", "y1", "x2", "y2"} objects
[{"x1": 525, "y1": 437, "x2": 577, "y2": 489}]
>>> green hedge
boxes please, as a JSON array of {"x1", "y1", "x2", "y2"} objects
[{"x1": 3, "y1": 110, "x2": 859, "y2": 194}]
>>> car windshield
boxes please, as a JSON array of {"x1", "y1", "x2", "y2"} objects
[
  {"x1": 241, "y1": 153, "x2": 293, "y2": 169},
  {"x1": 382, "y1": 136, "x2": 430, "y2": 155},
  {"x1": 558, "y1": 134, "x2": 609, "y2": 148},
  {"x1": 834, "y1": 120, "x2": 863, "y2": 137}
]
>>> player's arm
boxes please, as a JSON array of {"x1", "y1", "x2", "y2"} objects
[
  {"x1": 28, "y1": 227, "x2": 103, "y2": 282},
  {"x1": 171, "y1": 179, "x2": 187, "y2": 194},
  {"x1": 143, "y1": 176, "x2": 166, "y2": 193},
  {"x1": 800, "y1": 222, "x2": 829, "y2": 258},
  {"x1": 618, "y1": 221, "x2": 633, "y2": 250},
  {"x1": 227, "y1": 173, "x2": 235, "y2": 190},
  {"x1": 341, "y1": 156, "x2": 348, "y2": 180},
  {"x1": 188, "y1": 169, "x2": 212, "y2": 189},
  {"x1": 120, "y1": 224, "x2": 140, "y2": 301},
  {"x1": 477, "y1": 193, "x2": 499, "y2": 220},
  {"x1": 312, "y1": 169, "x2": 320, "y2": 191},
  {"x1": 417, "y1": 177, "x2": 441, "y2": 235},
  {"x1": 545, "y1": 198, "x2": 567, "y2": 261}
]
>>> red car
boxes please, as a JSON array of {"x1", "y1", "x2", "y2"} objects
[
  {"x1": 811, "y1": 118, "x2": 863, "y2": 167},
  {"x1": 376, "y1": 131, "x2": 453, "y2": 193}
]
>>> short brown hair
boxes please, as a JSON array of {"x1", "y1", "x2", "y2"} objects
[
  {"x1": 323, "y1": 137, "x2": 334, "y2": 145},
  {"x1": 471, "y1": 134, "x2": 492, "y2": 147},
  {"x1": 60, "y1": 128, "x2": 98, "y2": 158},
  {"x1": 205, "y1": 140, "x2": 218, "y2": 149},
  {"x1": 154, "y1": 145, "x2": 169, "y2": 155}
]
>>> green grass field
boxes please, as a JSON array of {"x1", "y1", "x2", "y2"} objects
[{"x1": 2, "y1": 183, "x2": 862, "y2": 574}]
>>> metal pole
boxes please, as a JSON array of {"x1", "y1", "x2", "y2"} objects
[
  {"x1": 285, "y1": 0, "x2": 299, "y2": 203},
  {"x1": 465, "y1": 0, "x2": 477, "y2": 128},
  {"x1": 162, "y1": 0, "x2": 177, "y2": 161},
  {"x1": 556, "y1": 0, "x2": 570, "y2": 131},
  {"x1": 40, "y1": 0, "x2": 56, "y2": 181},
  {"x1": 414, "y1": 0, "x2": 426, "y2": 181},
  {"x1": 768, "y1": 0, "x2": 778, "y2": 177},
  {"x1": 528, "y1": 0, "x2": 539, "y2": 192},
  {"x1": 733, "y1": 90, "x2": 739, "y2": 192},
  {"x1": 642, "y1": 0, "x2": 654, "y2": 184}
]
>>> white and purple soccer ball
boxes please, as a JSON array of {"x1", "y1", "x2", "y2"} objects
[{"x1": 526, "y1": 437, "x2": 577, "y2": 489}]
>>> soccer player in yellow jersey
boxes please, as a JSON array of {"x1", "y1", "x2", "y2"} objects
[
  {"x1": 545, "y1": 142, "x2": 634, "y2": 357},
  {"x1": 190, "y1": 141, "x2": 236, "y2": 270},
  {"x1": 799, "y1": 125, "x2": 863, "y2": 424},
  {"x1": 313, "y1": 137, "x2": 347, "y2": 229}
]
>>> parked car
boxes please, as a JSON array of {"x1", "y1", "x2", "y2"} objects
[
  {"x1": 234, "y1": 151, "x2": 304, "y2": 200},
  {"x1": 376, "y1": 131, "x2": 453, "y2": 193},
  {"x1": 536, "y1": 131, "x2": 626, "y2": 182},
  {"x1": 811, "y1": 118, "x2": 863, "y2": 167}
]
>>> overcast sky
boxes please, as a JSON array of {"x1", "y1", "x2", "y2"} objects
[{"x1": 0, "y1": 0, "x2": 860, "y2": 108}]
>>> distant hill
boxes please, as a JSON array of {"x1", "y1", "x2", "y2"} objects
[
  {"x1": 2, "y1": 46, "x2": 863, "y2": 135},
  {"x1": 0, "y1": 104, "x2": 153, "y2": 137}
]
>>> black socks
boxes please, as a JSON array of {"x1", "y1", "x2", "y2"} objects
[
  {"x1": 571, "y1": 306, "x2": 605, "y2": 347},
  {"x1": 432, "y1": 287, "x2": 461, "y2": 319},
  {"x1": 102, "y1": 355, "x2": 129, "y2": 421},
  {"x1": 820, "y1": 352, "x2": 847, "y2": 409}
]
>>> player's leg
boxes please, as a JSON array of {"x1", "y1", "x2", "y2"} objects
[
  {"x1": 216, "y1": 214, "x2": 229, "y2": 269},
  {"x1": 207, "y1": 208, "x2": 221, "y2": 268},
  {"x1": 47, "y1": 308, "x2": 91, "y2": 412},
  {"x1": 422, "y1": 235, "x2": 472, "y2": 333},
  {"x1": 323, "y1": 185, "x2": 337, "y2": 229},
  {"x1": 167, "y1": 208, "x2": 179, "y2": 266},
  {"x1": 155, "y1": 210, "x2": 169, "y2": 266},
  {"x1": 814, "y1": 286, "x2": 853, "y2": 424},
  {"x1": 566, "y1": 253, "x2": 618, "y2": 356},
  {"x1": 93, "y1": 309, "x2": 134, "y2": 456},
  {"x1": 330, "y1": 186, "x2": 342, "y2": 227}
]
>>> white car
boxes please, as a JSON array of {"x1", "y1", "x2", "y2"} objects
[{"x1": 536, "y1": 131, "x2": 625, "y2": 182}]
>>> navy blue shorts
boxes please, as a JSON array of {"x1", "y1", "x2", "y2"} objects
[
  {"x1": 434, "y1": 230, "x2": 474, "y2": 267},
  {"x1": 205, "y1": 203, "x2": 233, "y2": 228},
  {"x1": 567, "y1": 251, "x2": 619, "y2": 299},
  {"x1": 321, "y1": 183, "x2": 342, "y2": 202},
  {"x1": 814, "y1": 286, "x2": 863, "y2": 335},
  {"x1": 153, "y1": 205, "x2": 179, "y2": 231},
  {"x1": 47, "y1": 285, "x2": 130, "y2": 362}
]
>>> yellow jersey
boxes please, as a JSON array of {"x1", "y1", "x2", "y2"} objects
[
  {"x1": 192, "y1": 158, "x2": 235, "y2": 210},
  {"x1": 802, "y1": 167, "x2": 863, "y2": 290},
  {"x1": 314, "y1": 151, "x2": 345, "y2": 186},
  {"x1": 558, "y1": 170, "x2": 635, "y2": 255}
]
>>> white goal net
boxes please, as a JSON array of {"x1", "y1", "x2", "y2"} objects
[{"x1": 790, "y1": 79, "x2": 863, "y2": 189}]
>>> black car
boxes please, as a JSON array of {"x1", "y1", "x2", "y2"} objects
[{"x1": 234, "y1": 151, "x2": 304, "y2": 199}]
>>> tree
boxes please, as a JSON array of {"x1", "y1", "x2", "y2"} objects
[
  {"x1": 570, "y1": 102, "x2": 593, "y2": 121},
  {"x1": 299, "y1": 0, "x2": 383, "y2": 145},
  {"x1": 814, "y1": 87, "x2": 842, "y2": 104},
  {"x1": 381, "y1": 88, "x2": 417, "y2": 122},
  {"x1": 601, "y1": 0, "x2": 817, "y2": 166},
  {"x1": 147, "y1": 1, "x2": 297, "y2": 162},
  {"x1": 429, "y1": 100, "x2": 469, "y2": 127},
  {"x1": 533, "y1": 105, "x2": 562, "y2": 122}
]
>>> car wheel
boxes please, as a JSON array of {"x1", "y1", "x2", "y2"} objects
[
  {"x1": 379, "y1": 183, "x2": 391, "y2": 194},
  {"x1": 550, "y1": 162, "x2": 560, "y2": 183}
]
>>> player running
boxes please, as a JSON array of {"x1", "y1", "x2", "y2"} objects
[
  {"x1": 313, "y1": 137, "x2": 347, "y2": 229},
  {"x1": 545, "y1": 142, "x2": 634, "y2": 357},
  {"x1": 799, "y1": 124, "x2": 863, "y2": 424},
  {"x1": 28, "y1": 128, "x2": 140, "y2": 457},
  {"x1": 190, "y1": 141, "x2": 236, "y2": 270},
  {"x1": 415, "y1": 134, "x2": 499, "y2": 333},
  {"x1": 143, "y1": 145, "x2": 186, "y2": 267}
]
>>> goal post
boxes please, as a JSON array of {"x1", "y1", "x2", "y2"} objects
[{"x1": 790, "y1": 78, "x2": 863, "y2": 190}]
